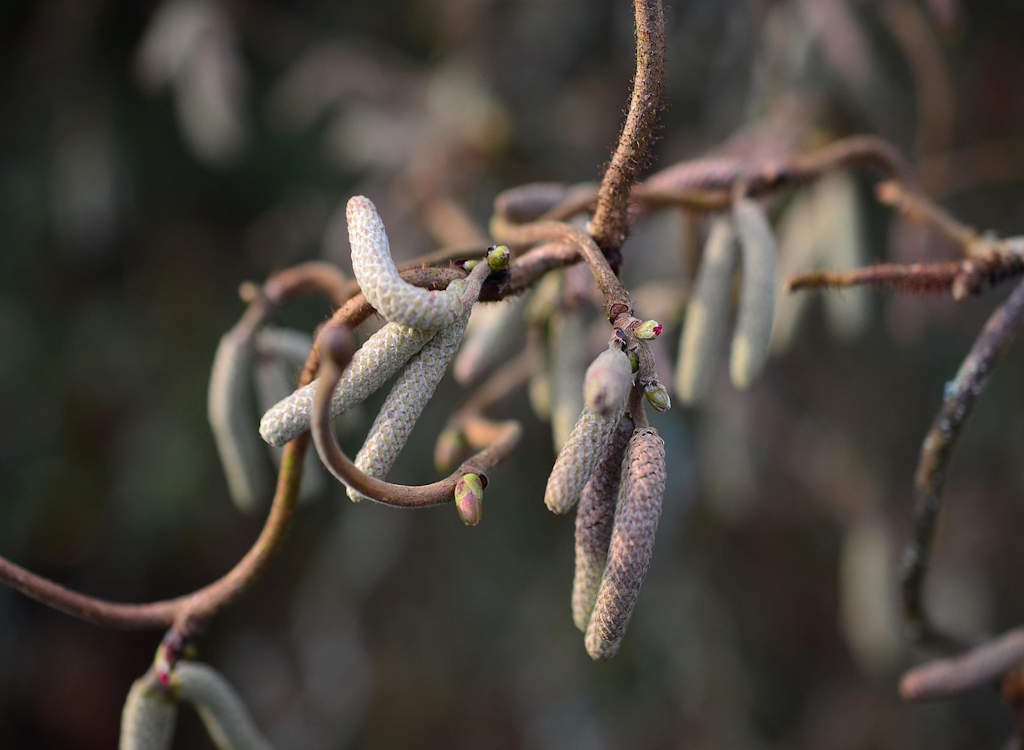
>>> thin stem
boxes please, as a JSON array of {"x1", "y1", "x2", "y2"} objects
[
  {"x1": 876, "y1": 180, "x2": 980, "y2": 253},
  {"x1": 901, "y1": 627, "x2": 1024, "y2": 700},
  {"x1": 902, "y1": 278, "x2": 1024, "y2": 646},
  {"x1": 589, "y1": 0, "x2": 665, "y2": 254}
]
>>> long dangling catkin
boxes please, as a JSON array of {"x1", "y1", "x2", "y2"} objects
[
  {"x1": 814, "y1": 172, "x2": 869, "y2": 339},
  {"x1": 453, "y1": 296, "x2": 526, "y2": 385},
  {"x1": 585, "y1": 426, "x2": 666, "y2": 660},
  {"x1": 573, "y1": 414, "x2": 634, "y2": 631},
  {"x1": 549, "y1": 308, "x2": 587, "y2": 451},
  {"x1": 254, "y1": 354, "x2": 325, "y2": 503},
  {"x1": 347, "y1": 309, "x2": 472, "y2": 502},
  {"x1": 208, "y1": 325, "x2": 271, "y2": 512},
  {"x1": 347, "y1": 195, "x2": 464, "y2": 330},
  {"x1": 544, "y1": 349, "x2": 630, "y2": 515},
  {"x1": 676, "y1": 219, "x2": 738, "y2": 404},
  {"x1": 119, "y1": 678, "x2": 178, "y2": 750},
  {"x1": 730, "y1": 198, "x2": 777, "y2": 389},
  {"x1": 172, "y1": 661, "x2": 273, "y2": 750},
  {"x1": 259, "y1": 321, "x2": 435, "y2": 447},
  {"x1": 770, "y1": 193, "x2": 817, "y2": 354}
]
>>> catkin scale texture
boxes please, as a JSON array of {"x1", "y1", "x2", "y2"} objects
[
  {"x1": 348, "y1": 309, "x2": 471, "y2": 502},
  {"x1": 730, "y1": 198, "x2": 777, "y2": 389},
  {"x1": 208, "y1": 327, "x2": 270, "y2": 512},
  {"x1": 676, "y1": 219, "x2": 738, "y2": 403},
  {"x1": 583, "y1": 347, "x2": 633, "y2": 417},
  {"x1": 573, "y1": 415, "x2": 634, "y2": 631},
  {"x1": 119, "y1": 679, "x2": 178, "y2": 750},
  {"x1": 347, "y1": 195, "x2": 464, "y2": 330},
  {"x1": 259, "y1": 321, "x2": 435, "y2": 447},
  {"x1": 585, "y1": 427, "x2": 666, "y2": 660},
  {"x1": 544, "y1": 348, "x2": 630, "y2": 515},
  {"x1": 173, "y1": 661, "x2": 273, "y2": 750}
]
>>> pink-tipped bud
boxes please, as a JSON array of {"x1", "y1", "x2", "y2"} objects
[
  {"x1": 455, "y1": 473, "x2": 484, "y2": 526},
  {"x1": 434, "y1": 427, "x2": 466, "y2": 473},
  {"x1": 634, "y1": 320, "x2": 662, "y2": 340},
  {"x1": 486, "y1": 244, "x2": 512, "y2": 271},
  {"x1": 643, "y1": 382, "x2": 671, "y2": 412}
]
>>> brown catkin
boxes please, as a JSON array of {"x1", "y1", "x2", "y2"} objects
[
  {"x1": 573, "y1": 414, "x2": 634, "y2": 631},
  {"x1": 585, "y1": 426, "x2": 666, "y2": 660}
]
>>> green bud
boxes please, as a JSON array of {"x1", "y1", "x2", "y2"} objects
[
  {"x1": 434, "y1": 427, "x2": 466, "y2": 473},
  {"x1": 643, "y1": 382, "x2": 671, "y2": 412},
  {"x1": 462, "y1": 259, "x2": 480, "y2": 271},
  {"x1": 627, "y1": 350, "x2": 639, "y2": 373},
  {"x1": 486, "y1": 244, "x2": 511, "y2": 271},
  {"x1": 454, "y1": 473, "x2": 484, "y2": 526},
  {"x1": 634, "y1": 319, "x2": 663, "y2": 340}
]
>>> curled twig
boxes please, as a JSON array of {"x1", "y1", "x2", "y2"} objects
[
  {"x1": 902, "y1": 278, "x2": 1024, "y2": 646},
  {"x1": 901, "y1": 627, "x2": 1024, "y2": 701}
]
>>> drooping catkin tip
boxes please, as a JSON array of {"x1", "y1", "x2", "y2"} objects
[
  {"x1": 583, "y1": 348, "x2": 633, "y2": 417},
  {"x1": 320, "y1": 327, "x2": 353, "y2": 368},
  {"x1": 634, "y1": 319, "x2": 662, "y2": 340},
  {"x1": 455, "y1": 473, "x2": 484, "y2": 526},
  {"x1": 434, "y1": 427, "x2": 466, "y2": 473},
  {"x1": 643, "y1": 382, "x2": 671, "y2": 412},
  {"x1": 486, "y1": 244, "x2": 511, "y2": 271}
]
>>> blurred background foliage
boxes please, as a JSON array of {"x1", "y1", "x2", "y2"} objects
[{"x1": 3, "y1": 0, "x2": 1024, "y2": 747}]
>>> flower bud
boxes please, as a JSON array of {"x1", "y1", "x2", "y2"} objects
[
  {"x1": 643, "y1": 382, "x2": 671, "y2": 412},
  {"x1": 583, "y1": 347, "x2": 633, "y2": 417},
  {"x1": 434, "y1": 427, "x2": 466, "y2": 473},
  {"x1": 462, "y1": 259, "x2": 479, "y2": 271},
  {"x1": 634, "y1": 319, "x2": 663, "y2": 340},
  {"x1": 486, "y1": 244, "x2": 511, "y2": 271},
  {"x1": 455, "y1": 473, "x2": 484, "y2": 526},
  {"x1": 627, "y1": 350, "x2": 639, "y2": 373}
]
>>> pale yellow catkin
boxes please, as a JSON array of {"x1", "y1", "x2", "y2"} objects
[
  {"x1": 347, "y1": 309, "x2": 471, "y2": 502},
  {"x1": 573, "y1": 415, "x2": 634, "y2": 631},
  {"x1": 585, "y1": 427, "x2": 666, "y2": 660},
  {"x1": 254, "y1": 354, "x2": 325, "y2": 503},
  {"x1": 208, "y1": 325, "x2": 271, "y2": 512},
  {"x1": 119, "y1": 678, "x2": 178, "y2": 750},
  {"x1": 453, "y1": 296, "x2": 526, "y2": 385},
  {"x1": 770, "y1": 193, "x2": 818, "y2": 355},
  {"x1": 549, "y1": 309, "x2": 587, "y2": 451},
  {"x1": 173, "y1": 661, "x2": 273, "y2": 750},
  {"x1": 259, "y1": 321, "x2": 435, "y2": 447},
  {"x1": 347, "y1": 195, "x2": 464, "y2": 330},
  {"x1": 814, "y1": 172, "x2": 869, "y2": 339},
  {"x1": 676, "y1": 219, "x2": 738, "y2": 403},
  {"x1": 730, "y1": 198, "x2": 777, "y2": 390}
]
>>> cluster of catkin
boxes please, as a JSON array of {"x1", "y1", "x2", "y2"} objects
[
  {"x1": 258, "y1": 196, "x2": 497, "y2": 518},
  {"x1": 120, "y1": 659, "x2": 272, "y2": 750},
  {"x1": 545, "y1": 344, "x2": 668, "y2": 660}
]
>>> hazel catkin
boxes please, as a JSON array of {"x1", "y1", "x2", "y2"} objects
[
  {"x1": 347, "y1": 195, "x2": 465, "y2": 330},
  {"x1": 730, "y1": 198, "x2": 777, "y2": 389},
  {"x1": 572, "y1": 414, "x2": 634, "y2": 631},
  {"x1": 585, "y1": 426, "x2": 666, "y2": 660}
]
